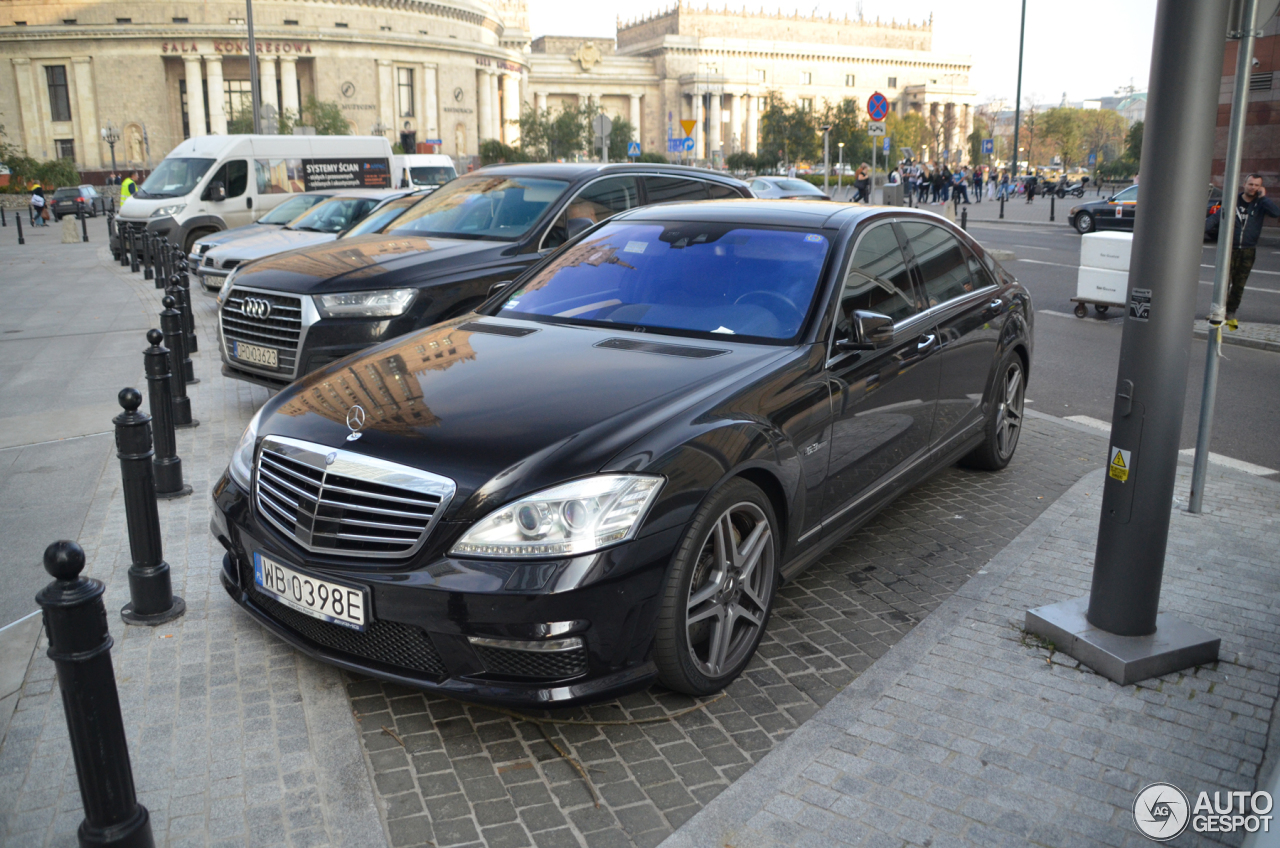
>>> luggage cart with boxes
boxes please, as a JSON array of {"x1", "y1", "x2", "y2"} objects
[{"x1": 1073, "y1": 231, "x2": 1132, "y2": 318}]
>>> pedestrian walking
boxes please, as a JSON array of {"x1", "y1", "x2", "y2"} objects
[
  {"x1": 1205, "y1": 173, "x2": 1280, "y2": 330},
  {"x1": 952, "y1": 168, "x2": 970, "y2": 204},
  {"x1": 30, "y1": 184, "x2": 48, "y2": 226},
  {"x1": 919, "y1": 166, "x2": 932, "y2": 204},
  {"x1": 973, "y1": 167, "x2": 984, "y2": 203},
  {"x1": 853, "y1": 163, "x2": 871, "y2": 203},
  {"x1": 1025, "y1": 171, "x2": 1038, "y2": 203}
]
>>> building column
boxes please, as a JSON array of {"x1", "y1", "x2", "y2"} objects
[
  {"x1": 259, "y1": 56, "x2": 279, "y2": 118},
  {"x1": 377, "y1": 60, "x2": 394, "y2": 136},
  {"x1": 279, "y1": 56, "x2": 299, "y2": 120},
  {"x1": 535, "y1": 91, "x2": 548, "y2": 112},
  {"x1": 10, "y1": 59, "x2": 42, "y2": 156},
  {"x1": 746, "y1": 92, "x2": 758, "y2": 155},
  {"x1": 491, "y1": 71, "x2": 502, "y2": 142},
  {"x1": 692, "y1": 94, "x2": 704, "y2": 161},
  {"x1": 477, "y1": 69, "x2": 493, "y2": 140},
  {"x1": 708, "y1": 92, "x2": 722, "y2": 165},
  {"x1": 205, "y1": 54, "x2": 227, "y2": 134},
  {"x1": 71, "y1": 57, "x2": 100, "y2": 167},
  {"x1": 184, "y1": 55, "x2": 207, "y2": 137},
  {"x1": 422, "y1": 64, "x2": 439, "y2": 140},
  {"x1": 502, "y1": 72, "x2": 520, "y2": 145},
  {"x1": 629, "y1": 94, "x2": 641, "y2": 141},
  {"x1": 728, "y1": 92, "x2": 742, "y2": 154}
]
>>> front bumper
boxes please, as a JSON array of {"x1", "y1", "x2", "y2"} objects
[{"x1": 212, "y1": 472, "x2": 672, "y2": 707}]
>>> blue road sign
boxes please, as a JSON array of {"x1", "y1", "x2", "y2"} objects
[
  {"x1": 981, "y1": 138, "x2": 994, "y2": 155},
  {"x1": 883, "y1": 137, "x2": 890, "y2": 153},
  {"x1": 867, "y1": 92, "x2": 890, "y2": 122},
  {"x1": 683, "y1": 137, "x2": 696, "y2": 152},
  {"x1": 668, "y1": 138, "x2": 681, "y2": 153},
  {"x1": 628, "y1": 141, "x2": 641, "y2": 157},
  {"x1": 1089, "y1": 152, "x2": 1097, "y2": 165}
]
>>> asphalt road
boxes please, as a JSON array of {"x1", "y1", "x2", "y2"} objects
[{"x1": 968, "y1": 220, "x2": 1280, "y2": 475}]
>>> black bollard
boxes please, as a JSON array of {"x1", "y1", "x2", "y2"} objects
[
  {"x1": 15, "y1": 212, "x2": 23, "y2": 245},
  {"x1": 35, "y1": 540, "x2": 157, "y2": 848},
  {"x1": 142, "y1": 231, "x2": 153, "y2": 281},
  {"x1": 160, "y1": 297, "x2": 198, "y2": 428},
  {"x1": 1050, "y1": 192, "x2": 1056, "y2": 223},
  {"x1": 80, "y1": 205, "x2": 89, "y2": 243},
  {"x1": 961, "y1": 207, "x2": 968, "y2": 232},
  {"x1": 175, "y1": 257, "x2": 198, "y2": 354},
  {"x1": 144, "y1": 330, "x2": 191, "y2": 499},
  {"x1": 2, "y1": 205, "x2": 6, "y2": 226},
  {"x1": 160, "y1": 237, "x2": 172, "y2": 284},
  {"x1": 999, "y1": 195, "x2": 1005, "y2": 220},
  {"x1": 129, "y1": 228, "x2": 140, "y2": 273},
  {"x1": 114, "y1": 389, "x2": 186, "y2": 625},
  {"x1": 166, "y1": 280, "x2": 198, "y2": 384}
]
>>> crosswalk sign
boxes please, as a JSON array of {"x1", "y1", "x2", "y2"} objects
[
  {"x1": 1109, "y1": 447, "x2": 1131, "y2": 482},
  {"x1": 627, "y1": 141, "x2": 641, "y2": 157}
]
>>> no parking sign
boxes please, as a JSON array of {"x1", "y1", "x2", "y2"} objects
[{"x1": 867, "y1": 92, "x2": 890, "y2": 122}]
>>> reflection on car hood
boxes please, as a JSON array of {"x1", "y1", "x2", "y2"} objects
[
  {"x1": 257, "y1": 317, "x2": 785, "y2": 518},
  {"x1": 192, "y1": 222, "x2": 270, "y2": 251},
  {"x1": 230, "y1": 233, "x2": 505, "y2": 293},
  {"x1": 205, "y1": 228, "x2": 337, "y2": 263}
]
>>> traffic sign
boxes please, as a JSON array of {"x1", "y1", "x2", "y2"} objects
[
  {"x1": 591, "y1": 114, "x2": 613, "y2": 138},
  {"x1": 1089, "y1": 152, "x2": 1097, "y2": 165},
  {"x1": 683, "y1": 137, "x2": 695, "y2": 152},
  {"x1": 867, "y1": 121, "x2": 886, "y2": 137},
  {"x1": 981, "y1": 138, "x2": 994, "y2": 155},
  {"x1": 883, "y1": 137, "x2": 890, "y2": 153},
  {"x1": 867, "y1": 92, "x2": 890, "y2": 122},
  {"x1": 627, "y1": 141, "x2": 641, "y2": 157},
  {"x1": 680, "y1": 119, "x2": 697, "y2": 137}
]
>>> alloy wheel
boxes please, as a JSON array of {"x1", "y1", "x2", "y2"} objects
[
  {"x1": 684, "y1": 502, "x2": 774, "y2": 679},
  {"x1": 996, "y1": 362, "x2": 1025, "y2": 460}
]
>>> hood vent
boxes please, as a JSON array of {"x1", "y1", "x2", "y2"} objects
[
  {"x1": 595, "y1": 338, "x2": 729, "y2": 358},
  {"x1": 457, "y1": 321, "x2": 538, "y2": 338}
]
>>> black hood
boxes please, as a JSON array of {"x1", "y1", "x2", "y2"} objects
[
  {"x1": 256, "y1": 317, "x2": 786, "y2": 519},
  {"x1": 230, "y1": 233, "x2": 513, "y2": 294}
]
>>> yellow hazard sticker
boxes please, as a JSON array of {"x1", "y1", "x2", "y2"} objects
[{"x1": 1109, "y1": 447, "x2": 1131, "y2": 482}]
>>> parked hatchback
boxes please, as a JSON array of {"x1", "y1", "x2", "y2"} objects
[
  {"x1": 217, "y1": 163, "x2": 751, "y2": 387},
  {"x1": 51, "y1": 185, "x2": 107, "y2": 219},
  {"x1": 212, "y1": 201, "x2": 1032, "y2": 707}
]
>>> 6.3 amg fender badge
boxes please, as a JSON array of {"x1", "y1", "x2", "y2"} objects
[{"x1": 346, "y1": 405, "x2": 367, "y2": 441}]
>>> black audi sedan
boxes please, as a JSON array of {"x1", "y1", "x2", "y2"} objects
[
  {"x1": 211, "y1": 200, "x2": 1033, "y2": 707},
  {"x1": 216, "y1": 163, "x2": 751, "y2": 388}
]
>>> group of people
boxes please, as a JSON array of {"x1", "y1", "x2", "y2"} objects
[{"x1": 901, "y1": 162, "x2": 1008, "y2": 206}]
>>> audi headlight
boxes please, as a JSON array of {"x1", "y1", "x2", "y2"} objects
[
  {"x1": 451, "y1": 475, "x2": 664, "y2": 559},
  {"x1": 150, "y1": 204, "x2": 186, "y2": 218},
  {"x1": 313, "y1": 289, "x2": 417, "y2": 319},
  {"x1": 228, "y1": 407, "x2": 265, "y2": 489}
]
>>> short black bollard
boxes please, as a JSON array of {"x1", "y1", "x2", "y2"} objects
[
  {"x1": 129, "y1": 228, "x2": 140, "y2": 273},
  {"x1": 2, "y1": 205, "x2": 6, "y2": 226},
  {"x1": 166, "y1": 280, "x2": 198, "y2": 384},
  {"x1": 160, "y1": 237, "x2": 172, "y2": 284},
  {"x1": 160, "y1": 297, "x2": 198, "y2": 428},
  {"x1": 80, "y1": 205, "x2": 89, "y2": 243},
  {"x1": 144, "y1": 330, "x2": 191, "y2": 499},
  {"x1": 114, "y1": 389, "x2": 186, "y2": 625},
  {"x1": 15, "y1": 212, "x2": 23, "y2": 245},
  {"x1": 999, "y1": 195, "x2": 1005, "y2": 220},
  {"x1": 175, "y1": 264, "x2": 198, "y2": 354},
  {"x1": 35, "y1": 540, "x2": 157, "y2": 848},
  {"x1": 1050, "y1": 192, "x2": 1056, "y2": 223},
  {"x1": 961, "y1": 207, "x2": 968, "y2": 231},
  {"x1": 142, "y1": 231, "x2": 154, "y2": 281}
]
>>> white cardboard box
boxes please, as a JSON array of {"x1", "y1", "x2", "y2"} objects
[
  {"x1": 1076, "y1": 266, "x2": 1129, "y2": 305},
  {"x1": 1080, "y1": 231, "x2": 1133, "y2": 272}
]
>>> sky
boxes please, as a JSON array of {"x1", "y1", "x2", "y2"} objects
[{"x1": 525, "y1": 0, "x2": 1159, "y2": 105}]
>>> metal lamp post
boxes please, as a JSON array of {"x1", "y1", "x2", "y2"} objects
[
  {"x1": 837, "y1": 141, "x2": 844, "y2": 196},
  {"x1": 101, "y1": 123, "x2": 120, "y2": 174},
  {"x1": 247, "y1": 0, "x2": 262, "y2": 134}
]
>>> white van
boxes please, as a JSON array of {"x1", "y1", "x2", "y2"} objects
[
  {"x1": 391, "y1": 153, "x2": 457, "y2": 192},
  {"x1": 116, "y1": 134, "x2": 394, "y2": 252}
]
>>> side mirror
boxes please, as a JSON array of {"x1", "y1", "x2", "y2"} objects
[
  {"x1": 836, "y1": 309, "x2": 894, "y2": 352},
  {"x1": 488, "y1": 281, "x2": 513, "y2": 298},
  {"x1": 210, "y1": 181, "x2": 227, "y2": 202},
  {"x1": 565, "y1": 217, "x2": 593, "y2": 240}
]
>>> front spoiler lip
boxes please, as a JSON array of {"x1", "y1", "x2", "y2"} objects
[{"x1": 219, "y1": 556, "x2": 658, "y2": 708}]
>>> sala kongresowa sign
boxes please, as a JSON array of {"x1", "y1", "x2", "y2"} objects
[{"x1": 303, "y1": 159, "x2": 391, "y2": 191}]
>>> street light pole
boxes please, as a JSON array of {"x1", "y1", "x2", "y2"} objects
[
  {"x1": 246, "y1": 0, "x2": 262, "y2": 134},
  {"x1": 1011, "y1": 0, "x2": 1026, "y2": 176}
]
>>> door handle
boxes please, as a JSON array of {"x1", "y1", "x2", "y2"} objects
[
  {"x1": 917, "y1": 333, "x2": 937, "y2": 352},
  {"x1": 246, "y1": 197, "x2": 253, "y2": 209}
]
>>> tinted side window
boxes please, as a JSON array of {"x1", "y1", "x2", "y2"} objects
[
  {"x1": 835, "y1": 224, "x2": 919, "y2": 340},
  {"x1": 644, "y1": 176, "x2": 710, "y2": 203},
  {"x1": 900, "y1": 221, "x2": 973, "y2": 308},
  {"x1": 707, "y1": 182, "x2": 740, "y2": 199},
  {"x1": 210, "y1": 159, "x2": 249, "y2": 199},
  {"x1": 965, "y1": 248, "x2": 996, "y2": 290},
  {"x1": 545, "y1": 176, "x2": 640, "y2": 249}
]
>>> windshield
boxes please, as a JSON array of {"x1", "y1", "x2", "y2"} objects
[
  {"x1": 408, "y1": 166, "x2": 455, "y2": 187},
  {"x1": 53, "y1": 188, "x2": 80, "y2": 199},
  {"x1": 778, "y1": 179, "x2": 821, "y2": 192},
  {"x1": 1114, "y1": 185, "x2": 1138, "y2": 203},
  {"x1": 342, "y1": 196, "x2": 420, "y2": 237},
  {"x1": 258, "y1": 194, "x2": 326, "y2": 225},
  {"x1": 492, "y1": 222, "x2": 831, "y2": 342},
  {"x1": 286, "y1": 196, "x2": 380, "y2": 233},
  {"x1": 386, "y1": 176, "x2": 569, "y2": 240},
  {"x1": 137, "y1": 158, "x2": 216, "y2": 198}
]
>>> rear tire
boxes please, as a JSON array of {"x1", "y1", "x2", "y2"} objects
[
  {"x1": 1075, "y1": 212, "x2": 1095, "y2": 234},
  {"x1": 960, "y1": 351, "x2": 1026, "y2": 472},
  {"x1": 653, "y1": 478, "x2": 778, "y2": 696},
  {"x1": 183, "y1": 228, "x2": 216, "y2": 255}
]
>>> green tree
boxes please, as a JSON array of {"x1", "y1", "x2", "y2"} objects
[
  {"x1": 759, "y1": 92, "x2": 818, "y2": 167},
  {"x1": 886, "y1": 112, "x2": 930, "y2": 165},
  {"x1": 1125, "y1": 120, "x2": 1144, "y2": 167},
  {"x1": 637, "y1": 151, "x2": 668, "y2": 164},
  {"x1": 606, "y1": 118, "x2": 636, "y2": 162},
  {"x1": 968, "y1": 115, "x2": 990, "y2": 166},
  {"x1": 1080, "y1": 109, "x2": 1128, "y2": 172},
  {"x1": 725, "y1": 151, "x2": 755, "y2": 172},
  {"x1": 1041, "y1": 107, "x2": 1086, "y2": 170},
  {"x1": 518, "y1": 102, "x2": 593, "y2": 161},
  {"x1": 479, "y1": 139, "x2": 531, "y2": 165},
  {"x1": 225, "y1": 96, "x2": 349, "y2": 135}
]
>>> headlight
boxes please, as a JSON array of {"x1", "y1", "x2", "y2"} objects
[
  {"x1": 450, "y1": 475, "x2": 663, "y2": 559},
  {"x1": 216, "y1": 268, "x2": 237, "y2": 305},
  {"x1": 228, "y1": 407, "x2": 265, "y2": 489},
  {"x1": 151, "y1": 204, "x2": 186, "y2": 218},
  {"x1": 313, "y1": 289, "x2": 418, "y2": 319}
]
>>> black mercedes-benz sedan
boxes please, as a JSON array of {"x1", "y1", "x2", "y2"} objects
[
  {"x1": 211, "y1": 200, "x2": 1033, "y2": 707},
  {"x1": 216, "y1": 163, "x2": 750, "y2": 388}
]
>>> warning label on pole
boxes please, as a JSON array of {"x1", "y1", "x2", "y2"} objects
[
  {"x1": 1128, "y1": 288, "x2": 1151, "y2": 322},
  {"x1": 1109, "y1": 447, "x2": 1132, "y2": 482}
]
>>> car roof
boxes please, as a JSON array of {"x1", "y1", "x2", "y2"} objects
[
  {"x1": 467, "y1": 162, "x2": 747, "y2": 186},
  {"x1": 614, "y1": 199, "x2": 914, "y2": 229}
]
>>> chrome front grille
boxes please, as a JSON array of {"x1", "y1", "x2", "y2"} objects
[
  {"x1": 254, "y1": 435, "x2": 455, "y2": 560},
  {"x1": 221, "y1": 288, "x2": 304, "y2": 376}
]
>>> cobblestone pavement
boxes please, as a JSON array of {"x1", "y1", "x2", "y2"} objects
[
  {"x1": 0, "y1": 239, "x2": 384, "y2": 848},
  {"x1": 349, "y1": 416, "x2": 1109, "y2": 848},
  {"x1": 664, "y1": 460, "x2": 1280, "y2": 848}
]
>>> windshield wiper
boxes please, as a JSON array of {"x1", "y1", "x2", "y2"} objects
[{"x1": 289, "y1": 225, "x2": 324, "y2": 233}]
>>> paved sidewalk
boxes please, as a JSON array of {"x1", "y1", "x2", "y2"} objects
[
  {"x1": 1194, "y1": 319, "x2": 1280, "y2": 354},
  {"x1": 663, "y1": 441, "x2": 1280, "y2": 847}
]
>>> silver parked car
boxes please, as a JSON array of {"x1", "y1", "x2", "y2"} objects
[
  {"x1": 196, "y1": 189, "x2": 419, "y2": 292},
  {"x1": 188, "y1": 192, "x2": 336, "y2": 277},
  {"x1": 748, "y1": 176, "x2": 831, "y2": 200}
]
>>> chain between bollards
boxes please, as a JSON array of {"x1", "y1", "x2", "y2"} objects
[
  {"x1": 114, "y1": 388, "x2": 186, "y2": 626},
  {"x1": 35, "y1": 540, "x2": 157, "y2": 848},
  {"x1": 160, "y1": 297, "x2": 198, "y2": 428},
  {"x1": 144, "y1": 329, "x2": 192, "y2": 499}
]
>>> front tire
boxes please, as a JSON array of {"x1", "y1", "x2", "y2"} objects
[
  {"x1": 960, "y1": 352, "x2": 1026, "y2": 471},
  {"x1": 654, "y1": 479, "x2": 778, "y2": 696},
  {"x1": 1075, "y1": 212, "x2": 1095, "y2": 234}
]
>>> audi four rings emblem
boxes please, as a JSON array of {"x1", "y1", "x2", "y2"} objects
[
  {"x1": 242, "y1": 297, "x2": 273, "y2": 320},
  {"x1": 346, "y1": 405, "x2": 367, "y2": 441}
]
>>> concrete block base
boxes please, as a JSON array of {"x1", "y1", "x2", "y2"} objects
[{"x1": 1025, "y1": 596, "x2": 1220, "y2": 685}]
